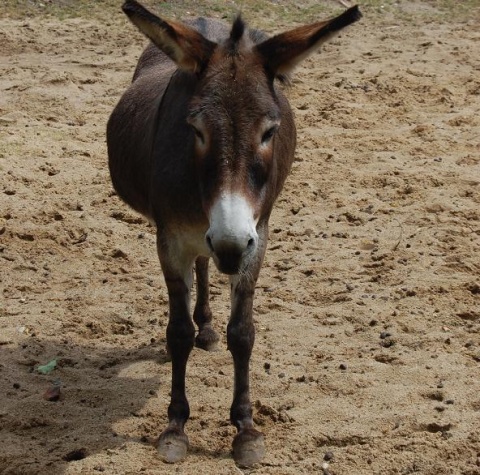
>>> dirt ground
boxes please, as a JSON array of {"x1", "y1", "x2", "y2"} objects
[{"x1": 1, "y1": 1, "x2": 479, "y2": 474}]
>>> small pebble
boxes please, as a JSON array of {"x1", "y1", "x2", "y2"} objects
[
  {"x1": 339, "y1": 363, "x2": 347, "y2": 370},
  {"x1": 380, "y1": 332, "x2": 391, "y2": 339},
  {"x1": 381, "y1": 338, "x2": 395, "y2": 348},
  {"x1": 324, "y1": 451, "x2": 334, "y2": 461},
  {"x1": 111, "y1": 249, "x2": 127, "y2": 259},
  {"x1": 43, "y1": 380, "x2": 61, "y2": 402}
]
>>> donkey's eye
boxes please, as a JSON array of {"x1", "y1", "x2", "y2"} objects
[
  {"x1": 261, "y1": 126, "x2": 277, "y2": 144},
  {"x1": 192, "y1": 126, "x2": 205, "y2": 144}
]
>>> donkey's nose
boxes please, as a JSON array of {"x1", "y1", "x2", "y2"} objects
[
  {"x1": 205, "y1": 231, "x2": 257, "y2": 275},
  {"x1": 206, "y1": 193, "x2": 258, "y2": 274}
]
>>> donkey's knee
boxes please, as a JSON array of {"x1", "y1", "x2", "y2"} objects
[
  {"x1": 166, "y1": 320, "x2": 195, "y2": 357},
  {"x1": 227, "y1": 321, "x2": 255, "y2": 357}
]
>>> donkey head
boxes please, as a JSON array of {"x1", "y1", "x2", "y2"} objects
[{"x1": 122, "y1": 0, "x2": 361, "y2": 275}]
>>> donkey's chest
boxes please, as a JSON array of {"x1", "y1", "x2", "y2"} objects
[{"x1": 160, "y1": 221, "x2": 211, "y2": 261}]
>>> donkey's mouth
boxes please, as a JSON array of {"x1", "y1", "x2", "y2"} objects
[{"x1": 213, "y1": 251, "x2": 243, "y2": 275}]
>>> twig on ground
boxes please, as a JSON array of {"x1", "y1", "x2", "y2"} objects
[{"x1": 392, "y1": 219, "x2": 404, "y2": 251}]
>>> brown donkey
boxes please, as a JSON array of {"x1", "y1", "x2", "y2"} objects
[{"x1": 107, "y1": 0, "x2": 361, "y2": 466}]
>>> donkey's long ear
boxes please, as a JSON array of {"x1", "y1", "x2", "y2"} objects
[
  {"x1": 256, "y1": 6, "x2": 361, "y2": 78},
  {"x1": 122, "y1": 0, "x2": 216, "y2": 73}
]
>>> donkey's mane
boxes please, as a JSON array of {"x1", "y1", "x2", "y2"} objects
[
  {"x1": 225, "y1": 16, "x2": 290, "y2": 84},
  {"x1": 226, "y1": 16, "x2": 270, "y2": 53},
  {"x1": 229, "y1": 16, "x2": 246, "y2": 45}
]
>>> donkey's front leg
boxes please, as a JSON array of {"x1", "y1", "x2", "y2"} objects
[
  {"x1": 156, "y1": 242, "x2": 195, "y2": 463},
  {"x1": 228, "y1": 273, "x2": 265, "y2": 467}
]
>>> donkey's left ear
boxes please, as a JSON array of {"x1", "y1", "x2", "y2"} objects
[
  {"x1": 122, "y1": 0, "x2": 216, "y2": 73},
  {"x1": 256, "y1": 6, "x2": 361, "y2": 78}
]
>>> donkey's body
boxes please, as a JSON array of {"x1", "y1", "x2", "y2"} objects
[{"x1": 107, "y1": 1, "x2": 360, "y2": 466}]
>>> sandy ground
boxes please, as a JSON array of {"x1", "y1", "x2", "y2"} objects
[{"x1": 1, "y1": 1, "x2": 480, "y2": 474}]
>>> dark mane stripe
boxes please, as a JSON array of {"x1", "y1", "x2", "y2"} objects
[
  {"x1": 230, "y1": 15, "x2": 245, "y2": 42},
  {"x1": 227, "y1": 15, "x2": 246, "y2": 54}
]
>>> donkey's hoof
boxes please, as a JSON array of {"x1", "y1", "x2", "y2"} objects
[
  {"x1": 156, "y1": 428, "x2": 189, "y2": 463},
  {"x1": 232, "y1": 428, "x2": 265, "y2": 467},
  {"x1": 195, "y1": 327, "x2": 220, "y2": 352}
]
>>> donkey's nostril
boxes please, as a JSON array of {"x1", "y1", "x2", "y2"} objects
[{"x1": 247, "y1": 238, "x2": 255, "y2": 248}]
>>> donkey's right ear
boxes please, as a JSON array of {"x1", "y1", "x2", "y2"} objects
[
  {"x1": 122, "y1": 0, "x2": 216, "y2": 73},
  {"x1": 256, "y1": 5, "x2": 361, "y2": 79}
]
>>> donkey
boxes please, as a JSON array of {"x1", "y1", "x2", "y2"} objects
[{"x1": 107, "y1": 0, "x2": 360, "y2": 466}]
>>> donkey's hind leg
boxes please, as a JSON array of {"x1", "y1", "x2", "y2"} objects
[{"x1": 193, "y1": 256, "x2": 220, "y2": 351}]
